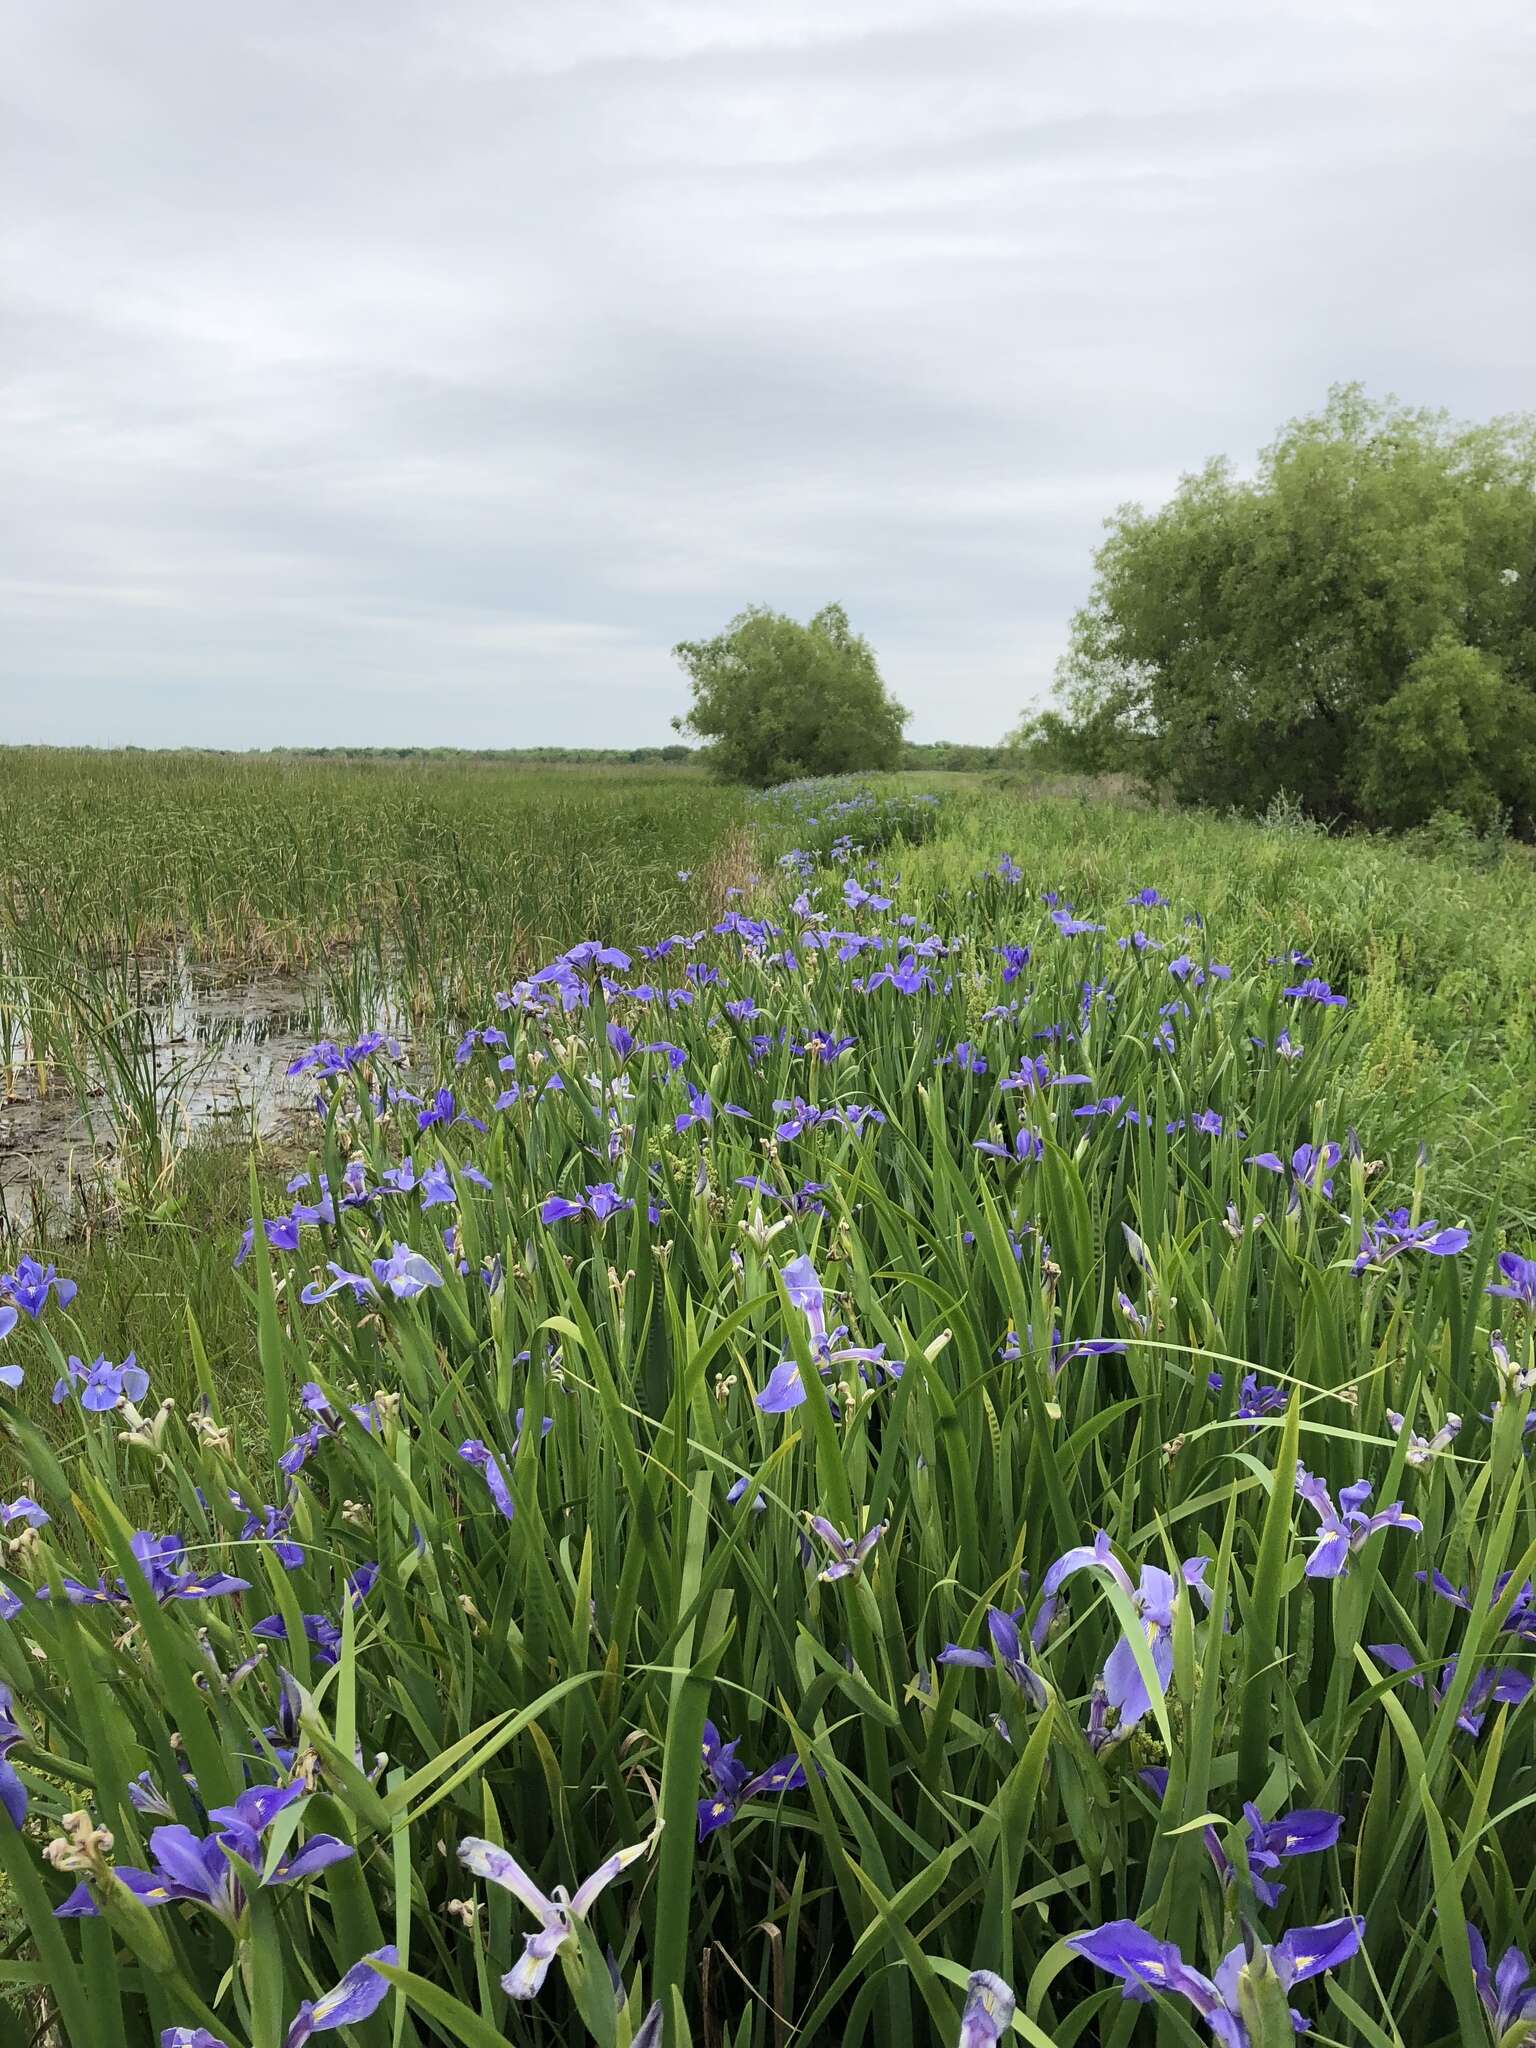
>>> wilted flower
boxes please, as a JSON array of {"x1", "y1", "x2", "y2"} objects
[
  {"x1": 1385, "y1": 1408, "x2": 1461, "y2": 1466},
  {"x1": 957, "y1": 1970, "x2": 1016, "y2": 2046},
  {"x1": 806, "y1": 1516, "x2": 885, "y2": 1582},
  {"x1": 458, "y1": 1829, "x2": 658, "y2": 1998}
]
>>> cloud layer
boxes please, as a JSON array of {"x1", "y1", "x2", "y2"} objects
[{"x1": 3, "y1": 1, "x2": 1532, "y2": 746}]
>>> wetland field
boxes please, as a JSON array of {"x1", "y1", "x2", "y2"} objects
[{"x1": 1, "y1": 747, "x2": 1535, "y2": 2047}]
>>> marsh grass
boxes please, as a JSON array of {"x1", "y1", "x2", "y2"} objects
[{"x1": 0, "y1": 765, "x2": 1532, "y2": 2047}]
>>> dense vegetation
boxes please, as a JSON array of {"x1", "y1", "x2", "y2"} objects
[
  {"x1": 673, "y1": 605, "x2": 909, "y2": 786},
  {"x1": 1022, "y1": 386, "x2": 1536, "y2": 834},
  {"x1": 0, "y1": 763, "x2": 1534, "y2": 2046}
]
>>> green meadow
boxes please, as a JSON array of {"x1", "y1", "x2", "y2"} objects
[{"x1": 0, "y1": 752, "x2": 1533, "y2": 2047}]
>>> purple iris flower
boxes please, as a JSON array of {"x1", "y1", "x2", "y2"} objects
[
  {"x1": 230, "y1": 1495, "x2": 304, "y2": 1569},
  {"x1": 999, "y1": 1055, "x2": 1091, "y2": 1093},
  {"x1": 673, "y1": 1086, "x2": 750, "y2": 1135},
  {"x1": 958, "y1": 1971, "x2": 1016, "y2": 2046},
  {"x1": 696, "y1": 1719, "x2": 809, "y2": 1839},
  {"x1": 1207, "y1": 1371, "x2": 1287, "y2": 1421},
  {"x1": 457, "y1": 1417, "x2": 549, "y2": 1521},
  {"x1": 416, "y1": 1161, "x2": 456, "y2": 1209},
  {"x1": 799, "y1": 1028, "x2": 858, "y2": 1063},
  {"x1": 1013, "y1": 1327, "x2": 1126, "y2": 1381},
  {"x1": 807, "y1": 1517, "x2": 885, "y2": 1582},
  {"x1": 300, "y1": 1262, "x2": 377, "y2": 1305},
  {"x1": 278, "y1": 1384, "x2": 380, "y2": 1473},
  {"x1": 973, "y1": 1126, "x2": 1044, "y2": 1164},
  {"x1": 55, "y1": 1784, "x2": 352, "y2": 1928},
  {"x1": 233, "y1": 1213, "x2": 302, "y2": 1269},
  {"x1": 1245, "y1": 1141, "x2": 1340, "y2": 1206},
  {"x1": 1202, "y1": 1803, "x2": 1342, "y2": 1906},
  {"x1": 1, "y1": 1257, "x2": 76, "y2": 1319},
  {"x1": 1467, "y1": 1926, "x2": 1536, "y2": 2037},
  {"x1": 937, "y1": 1604, "x2": 1048, "y2": 1709},
  {"x1": 369, "y1": 1244, "x2": 443, "y2": 1298},
  {"x1": 1353, "y1": 1210, "x2": 1470, "y2": 1273},
  {"x1": 251, "y1": 1563, "x2": 379, "y2": 1668},
  {"x1": 282, "y1": 1947, "x2": 398, "y2": 2047},
  {"x1": 782, "y1": 1252, "x2": 829, "y2": 1347},
  {"x1": 1487, "y1": 1253, "x2": 1536, "y2": 1307},
  {"x1": 1038, "y1": 1531, "x2": 1211, "y2": 1740},
  {"x1": 756, "y1": 1256, "x2": 901, "y2": 1410},
  {"x1": 1284, "y1": 976, "x2": 1347, "y2": 1007},
  {"x1": 538, "y1": 1183, "x2": 633, "y2": 1226},
  {"x1": 458, "y1": 1830, "x2": 656, "y2": 1999},
  {"x1": 1369, "y1": 1643, "x2": 1532, "y2": 1736},
  {"x1": 1068, "y1": 1917, "x2": 1360, "y2": 2044},
  {"x1": 997, "y1": 944, "x2": 1032, "y2": 982},
  {"x1": 1420, "y1": 1565, "x2": 1536, "y2": 1640},
  {"x1": 45, "y1": 1532, "x2": 250, "y2": 1609},
  {"x1": 0, "y1": 1687, "x2": 29, "y2": 1826},
  {"x1": 1295, "y1": 1468, "x2": 1421, "y2": 1578},
  {"x1": 862, "y1": 953, "x2": 934, "y2": 994},
  {"x1": 1127, "y1": 886, "x2": 1169, "y2": 908},
  {"x1": 51, "y1": 1352, "x2": 149, "y2": 1411},
  {"x1": 1072, "y1": 1095, "x2": 1139, "y2": 1124},
  {"x1": 457, "y1": 1439, "x2": 515, "y2": 1519}
]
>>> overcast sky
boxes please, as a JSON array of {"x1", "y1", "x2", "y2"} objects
[{"x1": 3, "y1": 2, "x2": 1532, "y2": 749}]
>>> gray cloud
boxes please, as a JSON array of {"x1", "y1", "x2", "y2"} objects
[{"x1": 2, "y1": 0, "x2": 1532, "y2": 746}]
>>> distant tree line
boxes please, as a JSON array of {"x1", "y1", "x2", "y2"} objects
[
  {"x1": 900, "y1": 740, "x2": 1011, "y2": 771},
  {"x1": 264, "y1": 745, "x2": 699, "y2": 764}
]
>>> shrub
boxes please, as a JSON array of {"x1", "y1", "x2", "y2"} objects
[
  {"x1": 1032, "y1": 386, "x2": 1536, "y2": 832},
  {"x1": 672, "y1": 604, "x2": 908, "y2": 786}
]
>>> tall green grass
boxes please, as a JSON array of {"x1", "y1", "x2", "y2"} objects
[{"x1": 0, "y1": 773, "x2": 1529, "y2": 2045}]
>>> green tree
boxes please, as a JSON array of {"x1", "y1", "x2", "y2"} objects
[
  {"x1": 1034, "y1": 386, "x2": 1536, "y2": 831},
  {"x1": 672, "y1": 604, "x2": 908, "y2": 786}
]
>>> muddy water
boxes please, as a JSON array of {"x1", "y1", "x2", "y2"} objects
[{"x1": 0, "y1": 962, "x2": 402, "y2": 1232}]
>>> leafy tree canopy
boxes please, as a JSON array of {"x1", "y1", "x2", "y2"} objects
[
  {"x1": 673, "y1": 604, "x2": 908, "y2": 786},
  {"x1": 1023, "y1": 386, "x2": 1536, "y2": 831}
]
